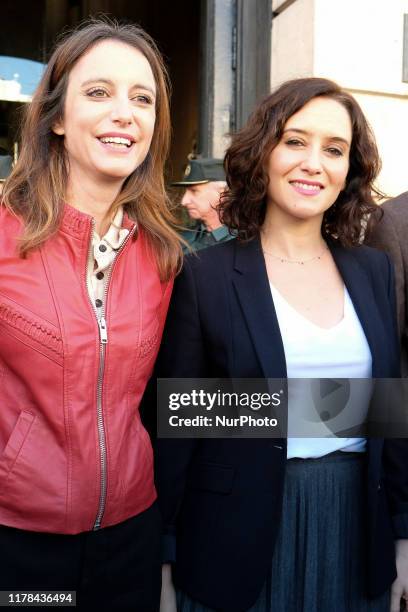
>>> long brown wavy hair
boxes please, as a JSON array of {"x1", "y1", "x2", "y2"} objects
[
  {"x1": 220, "y1": 77, "x2": 383, "y2": 246},
  {"x1": 3, "y1": 18, "x2": 182, "y2": 280}
]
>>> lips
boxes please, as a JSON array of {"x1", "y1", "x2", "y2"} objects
[
  {"x1": 289, "y1": 180, "x2": 324, "y2": 195},
  {"x1": 97, "y1": 133, "x2": 136, "y2": 149}
]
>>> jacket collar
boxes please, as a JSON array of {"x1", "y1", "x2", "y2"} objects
[
  {"x1": 232, "y1": 235, "x2": 385, "y2": 378},
  {"x1": 60, "y1": 202, "x2": 135, "y2": 238},
  {"x1": 60, "y1": 202, "x2": 93, "y2": 237}
]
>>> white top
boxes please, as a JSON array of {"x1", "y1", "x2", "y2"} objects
[{"x1": 269, "y1": 284, "x2": 373, "y2": 459}]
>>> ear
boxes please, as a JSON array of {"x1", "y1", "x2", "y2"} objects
[
  {"x1": 215, "y1": 181, "x2": 227, "y2": 194},
  {"x1": 52, "y1": 121, "x2": 65, "y2": 136}
]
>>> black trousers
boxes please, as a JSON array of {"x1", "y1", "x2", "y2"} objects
[{"x1": 0, "y1": 502, "x2": 161, "y2": 610}]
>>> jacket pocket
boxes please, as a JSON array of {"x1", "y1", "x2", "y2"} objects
[
  {"x1": 138, "y1": 315, "x2": 160, "y2": 359},
  {"x1": 0, "y1": 411, "x2": 36, "y2": 477},
  {"x1": 187, "y1": 462, "x2": 235, "y2": 495},
  {"x1": 0, "y1": 297, "x2": 63, "y2": 365}
]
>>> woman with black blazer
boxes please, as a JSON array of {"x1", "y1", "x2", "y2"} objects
[{"x1": 157, "y1": 78, "x2": 408, "y2": 612}]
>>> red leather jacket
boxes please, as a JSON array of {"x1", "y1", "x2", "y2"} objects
[{"x1": 0, "y1": 203, "x2": 172, "y2": 534}]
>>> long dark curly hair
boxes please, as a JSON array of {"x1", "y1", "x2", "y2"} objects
[{"x1": 220, "y1": 77, "x2": 383, "y2": 246}]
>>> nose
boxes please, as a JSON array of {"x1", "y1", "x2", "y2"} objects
[
  {"x1": 110, "y1": 96, "x2": 133, "y2": 125},
  {"x1": 181, "y1": 190, "x2": 192, "y2": 207},
  {"x1": 300, "y1": 146, "x2": 323, "y2": 174}
]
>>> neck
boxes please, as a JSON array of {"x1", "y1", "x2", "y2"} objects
[
  {"x1": 65, "y1": 168, "x2": 124, "y2": 235},
  {"x1": 203, "y1": 219, "x2": 223, "y2": 232},
  {"x1": 201, "y1": 209, "x2": 223, "y2": 232},
  {"x1": 261, "y1": 207, "x2": 325, "y2": 259}
]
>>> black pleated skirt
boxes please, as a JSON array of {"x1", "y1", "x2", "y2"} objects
[{"x1": 177, "y1": 452, "x2": 390, "y2": 612}]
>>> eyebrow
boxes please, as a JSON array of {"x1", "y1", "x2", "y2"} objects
[
  {"x1": 283, "y1": 128, "x2": 351, "y2": 147},
  {"x1": 81, "y1": 78, "x2": 156, "y2": 97}
]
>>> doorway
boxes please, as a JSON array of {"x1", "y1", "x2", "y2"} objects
[{"x1": 0, "y1": 0, "x2": 200, "y2": 183}]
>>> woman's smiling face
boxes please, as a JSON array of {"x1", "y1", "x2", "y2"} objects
[
  {"x1": 53, "y1": 39, "x2": 157, "y2": 189},
  {"x1": 265, "y1": 96, "x2": 352, "y2": 223}
]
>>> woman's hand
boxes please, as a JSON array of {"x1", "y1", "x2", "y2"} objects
[
  {"x1": 160, "y1": 563, "x2": 177, "y2": 612},
  {"x1": 391, "y1": 539, "x2": 408, "y2": 611}
]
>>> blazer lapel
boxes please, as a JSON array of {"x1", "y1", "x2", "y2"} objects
[
  {"x1": 232, "y1": 237, "x2": 287, "y2": 378},
  {"x1": 328, "y1": 241, "x2": 383, "y2": 377},
  {"x1": 232, "y1": 238, "x2": 385, "y2": 379}
]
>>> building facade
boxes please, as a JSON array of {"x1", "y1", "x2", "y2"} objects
[
  {"x1": 271, "y1": 0, "x2": 408, "y2": 197},
  {"x1": 1, "y1": 0, "x2": 407, "y2": 195}
]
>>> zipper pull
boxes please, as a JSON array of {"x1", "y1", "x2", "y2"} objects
[{"x1": 98, "y1": 316, "x2": 108, "y2": 344}]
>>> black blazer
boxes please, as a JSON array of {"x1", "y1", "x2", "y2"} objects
[{"x1": 155, "y1": 237, "x2": 408, "y2": 612}]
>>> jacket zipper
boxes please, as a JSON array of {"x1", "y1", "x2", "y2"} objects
[{"x1": 84, "y1": 219, "x2": 136, "y2": 530}]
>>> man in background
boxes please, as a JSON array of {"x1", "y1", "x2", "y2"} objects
[
  {"x1": 367, "y1": 192, "x2": 408, "y2": 375},
  {"x1": 0, "y1": 151, "x2": 12, "y2": 195},
  {"x1": 172, "y1": 157, "x2": 234, "y2": 252}
]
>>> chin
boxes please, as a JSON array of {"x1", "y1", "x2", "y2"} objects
[
  {"x1": 292, "y1": 211, "x2": 324, "y2": 221},
  {"x1": 287, "y1": 202, "x2": 328, "y2": 218},
  {"x1": 98, "y1": 166, "x2": 137, "y2": 181},
  {"x1": 96, "y1": 157, "x2": 144, "y2": 178}
]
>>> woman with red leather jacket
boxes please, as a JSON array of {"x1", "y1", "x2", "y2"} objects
[{"x1": 0, "y1": 19, "x2": 181, "y2": 610}]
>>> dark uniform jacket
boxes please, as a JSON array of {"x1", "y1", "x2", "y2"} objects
[{"x1": 181, "y1": 223, "x2": 233, "y2": 253}]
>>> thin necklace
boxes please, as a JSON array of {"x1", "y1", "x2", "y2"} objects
[{"x1": 262, "y1": 243, "x2": 329, "y2": 265}]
